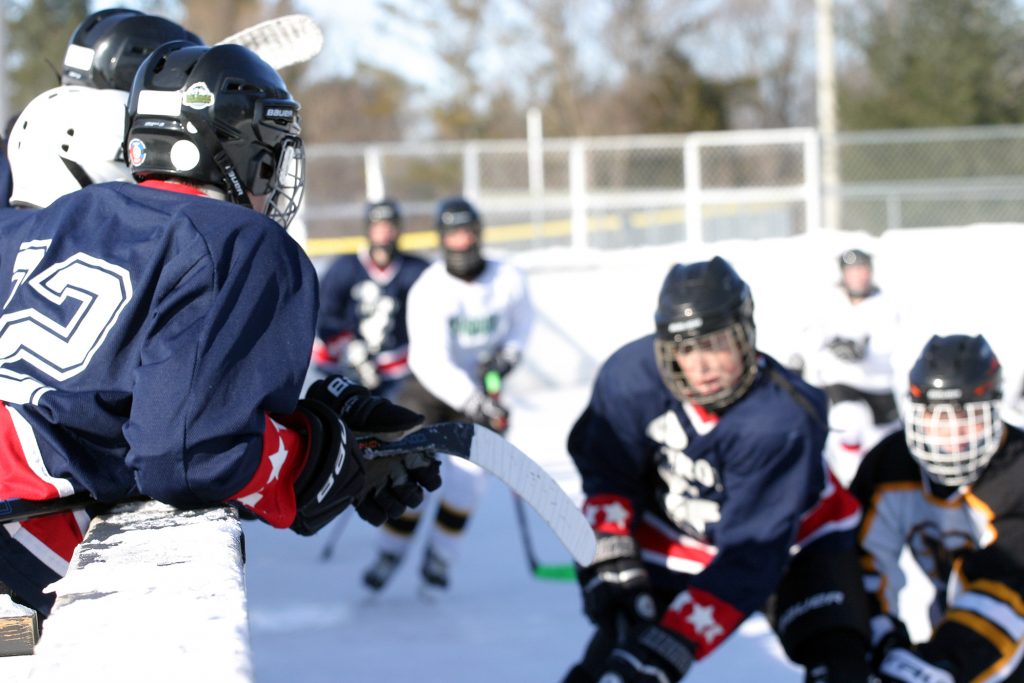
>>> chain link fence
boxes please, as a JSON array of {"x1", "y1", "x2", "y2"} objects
[{"x1": 301, "y1": 125, "x2": 1024, "y2": 255}]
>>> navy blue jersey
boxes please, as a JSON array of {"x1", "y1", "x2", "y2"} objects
[
  {"x1": 0, "y1": 145, "x2": 11, "y2": 206},
  {"x1": 314, "y1": 250, "x2": 428, "y2": 381},
  {"x1": 0, "y1": 182, "x2": 318, "y2": 509},
  {"x1": 569, "y1": 334, "x2": 855, "y2": 656}
]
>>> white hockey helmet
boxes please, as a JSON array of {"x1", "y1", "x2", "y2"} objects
[{"x1": 7, "y1": 85, "x2": 132, "y2": 208}]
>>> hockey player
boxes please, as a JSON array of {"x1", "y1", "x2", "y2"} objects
[
  {"x1": 851, "y1": 334, "x2": 1024, "y2": 683},
  {"x1": 564, "y1": 257, "x2": 872, "y2": 683},
  {"x1": 0, "y1": 42, "x2": 440, "y2": 616},
  {"x1": 800, "y1": 248, "x2": 902, "y2": 486},
  {"x1": 361, "y1": 196, "x2": 534, "y2": 593},
  {"x1": 6, "y1": 8, "x2": 204, "y2": 209},
  {"x1": 312, "y1": 199, "x2": 429, "y2": 399}
]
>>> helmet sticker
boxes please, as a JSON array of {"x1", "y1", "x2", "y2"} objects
[
  {"x1": 668, "y1": 317, "x2": 704, "y2": 334},
  {"x1": 127, "y1": 138, "x2": 146, "y2": 167},
  {"x1": 63, "y1": 44, "x2": 95, "y2": 71},
  {"x1": 170, "y1": 139, "x2": 200, "y2": 171},
  {"x1": 182, "y1": 82, "x2": 214, "y2": 110}
]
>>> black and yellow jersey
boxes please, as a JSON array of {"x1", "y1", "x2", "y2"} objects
[{"x1": 851, "y1": 425, "x2": 1024, "y2": 682}]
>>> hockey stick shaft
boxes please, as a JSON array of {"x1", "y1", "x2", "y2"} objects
[
  {"x1": 511, "y1": 493, "x2": 577, "y2": 581},
  {"x1": 318, "y1": 508, "x2": 354, "y2": 561},
  {"x1": 0, "y1": 493, "x2": 145, "y2": 524}
]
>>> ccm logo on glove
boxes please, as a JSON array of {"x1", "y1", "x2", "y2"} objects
[{"x1": 317, "y1": 421, "x2": 350, "y2": 504}]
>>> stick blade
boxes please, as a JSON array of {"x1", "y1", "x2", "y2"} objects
[
  {"x1": 465, "y1": 426, "x2": 595, "y2": 567},
  {"x1": 216, "y1": 14, "x2": 324, "y2": 70}
]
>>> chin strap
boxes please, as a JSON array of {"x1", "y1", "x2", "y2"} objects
[{"x1": 186, "y1": 112, "x2": 253, "y2": 208}]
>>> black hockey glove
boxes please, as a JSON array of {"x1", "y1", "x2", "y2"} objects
[
  {"x1": 577, "y1": 534, "x2": 656, "y2": 631},
  {"x1": 464, "y1": 392, "x2": 510, "y2": 435},
  {"x1": 600, "y1": 624, "x2": 695, "y2": 683},
  {"x1": 301, "y1": 376, "x2": 441, "y2": 528},
  {"x1": 290, "y1": 398, "x2": 366, "y2": 536},
  {"x1": 827, "y1": 336, "x2": 868, "y2": 362}
]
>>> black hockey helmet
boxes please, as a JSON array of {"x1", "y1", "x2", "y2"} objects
[
  {"x1": 62, "y1": 9, "x2": 204, "y2": 91},
  {"x1": 435, "y1": 196, "x2": 484, "y2": 278},
  {"x1": 365, "y1": 198, "x2": 403, "y2": 264},
  {"x1": 654, "y1": 257, "x2": 757, "y2": 410},
  {"x1": 838, "y1": 248, "x2": 872, "y2": 269},
  {"x1": 125, "y1": 42, "x2": 304, "y2": 228},
  {"x1": 365, "y1": 198, "x2": 402, "y2": 229},
  {"x1": 905, "y1": 334, "x2": 1004, "y2": 486}
]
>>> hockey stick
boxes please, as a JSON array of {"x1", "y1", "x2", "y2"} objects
[
  {"x1": 317, "y1": 508, "x2": 354, "y2": 561},
  {"x1": 1, "y1": 424, "x2": 597, "y2": 567},
  {"x1": 360, "y1": 423, "x2": 596, "y2": 566},
  {"x1": 215, "y1": 14, "x2": 324, "y2": 70},
  {"x1": 0, "y1": 493, "x2": 144, "y2": 524},
  {"x1": 511, "y1": 493, "x2": 577, "y2": 581}
]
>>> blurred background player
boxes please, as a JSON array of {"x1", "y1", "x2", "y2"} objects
[
  {"x1": 6, "y1": 8, "x2": 204, "y2": 209},
  {"x1": 0, "y1": 41, "x2": 439, "y2": 616},
  {"x1": 851, "y1": 334, "x2": 1024, "y2": 683},
  {"x1": 798, "y1": 248, "x2": 901, "y2": 486},
  {"x1": 564, "y1": 257, "x2": 871, "y2": 683},
  {"x1": 361, "y1": 195, "x2": 534, "y2": 595},
  {"x1": 312, "y1": 198, "x2": 428, "y2": 399}
]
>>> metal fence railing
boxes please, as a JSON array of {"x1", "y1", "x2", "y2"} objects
[{"x1": 300, "y1": 124, "x2": 1024, "y2": 256}]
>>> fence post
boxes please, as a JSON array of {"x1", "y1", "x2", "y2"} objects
[
  {"x1": 569, "y1": 140, "x2": 588, "y2": 249},
  {"x1": 684, "y1": 135, "x2": 703, "y2": 243},
  {"x1": 463, "y1": 142, "x2": 480, "y2": 202},
  {"x1": 804, "y1": 129, "x2": 823, "y2": 232},
  {"x1": 364, "y1": 146, "x2": 384, "y2": 201},
  {"x1": 886, "y1": 194, "x2": 902, "y2": 231},
  {"x1": 527, "y1": 107, "x2": 545, "y2": 245}
]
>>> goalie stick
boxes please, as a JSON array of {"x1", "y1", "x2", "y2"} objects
[
  {"x1": 215, "y1": 14, "x2": 324, "y2": 70},
  {"x1": 0, "y1": 424, "x2": 597, "y2": 567}
]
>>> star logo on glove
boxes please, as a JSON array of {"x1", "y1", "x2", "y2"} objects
[
  {"x1": 583, "y1": 495, "x2": 634, "y2": 534},
  {"x1": 685, "y1": 604, "x2": 724, "y2": 644},
  {"x1": 662, "y1": 588, "x2": 743, "y2": 658},
  {"x1": 602, "y1": 501, "x2": 630, "y2": 528},
  {"x1": 267, "y1": 418, "x2": 290, "y2": 484}
]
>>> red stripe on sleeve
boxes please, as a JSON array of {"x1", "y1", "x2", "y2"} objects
[
  {"x1": 229, "y1": 412, "x2": 310, "y2": 528},
  {"x1": 661, "y1": 587, "x2": 745, "y2": 659},
  {"x1": 0, "y1": 404, "x2": 60, "y2": 501},
  {"x1": 796, "y1": 470, "x2": 861, "y2": 546},
  {"x1": 20, "y1": 512, "x2": 85, "y2": 562},
  {"x1": 583, "y1": 494, "x2": 634, "y2": 535}
]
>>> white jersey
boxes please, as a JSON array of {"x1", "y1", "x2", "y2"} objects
[
  {"x1": 802, "y1": 286, "x2": 900, "y2": 394},
  {"x1": 406, "y1": 259, "x2": 534, "y2": 411}
]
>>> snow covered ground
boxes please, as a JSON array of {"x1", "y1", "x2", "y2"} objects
[{"x1": 245, "y1": 225, "x2": 1022, "y2": 682}]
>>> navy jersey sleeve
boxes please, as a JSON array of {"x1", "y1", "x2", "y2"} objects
[
  {"x1": 123, "y1": 206, "x2": 317, "y2": 508},
  {"x1": 568, "y1": 339, "x2": 657, "y2": 505}
]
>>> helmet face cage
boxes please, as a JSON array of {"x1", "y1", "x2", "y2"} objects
[
  {"x1": 904, "y1": 334, "x2": 1003, "y2": 486},
  {"x1": 264, "y1": 138, "x2": 305, "y2": 229},
  {"x1": 905, "y1": 401, "x2": 1002, "y2": 486},
  {"x1": 654, "y1": 319, "x2": 758, "y2": 411}
]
